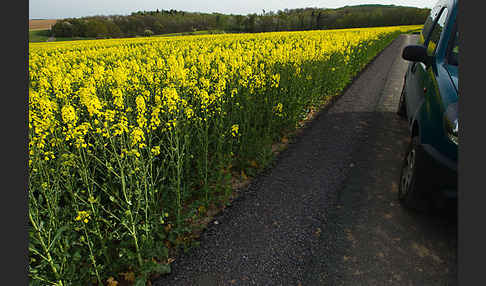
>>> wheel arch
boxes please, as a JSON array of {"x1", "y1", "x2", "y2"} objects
[{"x1": 411, "y1": 119, "x2": 420, "y2": 139}]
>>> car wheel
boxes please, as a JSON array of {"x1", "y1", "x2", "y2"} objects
[
  {"x1": 397, "y1": 82, "x2": 407, "y2": 118},
  {"x1": 398, "y1": 136, "x2": 430, "y2": 211}
]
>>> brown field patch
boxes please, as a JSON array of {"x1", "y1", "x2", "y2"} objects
[{"x1": 29, "y1": 19, "x2": 57, "y2": 30}]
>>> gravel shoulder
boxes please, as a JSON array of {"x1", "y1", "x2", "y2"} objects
[{"x1": 154, "y1": 34, "x2": 457, "y2": 286}]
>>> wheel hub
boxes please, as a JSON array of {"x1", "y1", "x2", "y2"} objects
[{"x1": 400, "y1": 148, "x2": 415, "y2": 197}]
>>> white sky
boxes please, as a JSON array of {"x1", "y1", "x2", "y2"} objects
[{"x1": 29, "y1": 0, "x2": 437, "y2": 20}]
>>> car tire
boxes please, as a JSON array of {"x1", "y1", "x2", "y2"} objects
[
  {"x1": 397, "y1": 83, "x2": 407, "y2": 118},
  {"x1": 398, "y1": 136, "x2": 431, "y2": 212}
]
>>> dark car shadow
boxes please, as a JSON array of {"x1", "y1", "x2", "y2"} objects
[{"x1": 299, "y1": 108, "x2": 457, "y2": 285}]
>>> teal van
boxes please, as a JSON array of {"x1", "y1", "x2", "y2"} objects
[{"x1": 397, "y1": 0, "x2": 458, "y2": 210}]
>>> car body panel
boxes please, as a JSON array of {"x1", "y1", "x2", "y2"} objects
[{"x1": 446, "y1": 64, "x2": 458, "y2": 93}]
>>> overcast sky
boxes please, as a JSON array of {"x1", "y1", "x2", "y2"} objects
[{"x1": 29, "y1": 0, "x2": 437, "y2": 20}]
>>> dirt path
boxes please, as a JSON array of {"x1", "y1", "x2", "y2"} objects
[{"x1": 153, "y1": 34, "x2": 457, "y2": 286}]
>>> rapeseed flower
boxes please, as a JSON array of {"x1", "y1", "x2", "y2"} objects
[
  {"x1": 151, "y1": 146, "x2": 161, "y2": 156},
  {"x1": 75, "y1": 210, "x2": 90, "y2": 223},
  {"x1": 130, "y1": 127, "x2": 145, "y2": 147},
  {"x1": 61, "y1": 105, "x2": 77, "y2": 125},
  {"x1": 273, "y1": 103, "x2": 283, "y2": 117},
  {"x1": 231, "y1": 124, "x2": 239, "y2": 137}
]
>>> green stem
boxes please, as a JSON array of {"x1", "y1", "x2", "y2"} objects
[
  {"x1": 203, "y1": 119, "x2": 209, "y2": 204},
  {"x1": 78, "y1": 147, "x2": 111, "y2": 264},
  {"x1": 83, "y1": 226, "x2": 102, "y2": 285},
  {"x1": 175, "y1": 129, "x2": 182, "y2": 226},
  {"x1": 124, "y1": 209, "x2": 143, "y2": 267},
  {"x1": 29, "y1": 212, "x2": 63, "y2": 285}
]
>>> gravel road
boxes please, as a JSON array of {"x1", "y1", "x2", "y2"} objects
[{"x1": 153, "y1": 34, "x2": 457, "y2": 286}]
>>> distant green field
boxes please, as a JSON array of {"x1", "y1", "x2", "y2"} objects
[
  {"x1": 29, "y1": 29, "x2": 96, "y2": 43},
  {"x1": 29, "y1": 29, "x2": 224, "y2": 43},
  {"x1": 53, "y1": 36, "x2": 97, "y2": 42},
  {"x1": 153, "y1": 29, "x2": 226, "y2": 37},
  {"x1": 29, "y1": 29, "x2": 50, "y2": 42}
]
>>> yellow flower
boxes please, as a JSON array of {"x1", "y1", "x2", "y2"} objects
[
  {"x1": 112, "y1": 88, "x2": 124, "y2": 109},
  {"x1": 104, "y1": 109, "x2": 116, "y2": 123},
  {"x1": 162, "y1": 87, "x2": 180, "y2": 113},
  {"x1": 151, "y1": 146, "x2": 161, "y2": 156},
  {"x1": 75, "y1": 211, "x2": 90, "y2": 223},
  {"x1": 231, "y1": 124, "x2": 239, "y2": 137},
  {"x1": 185, "y1": 107, "x2": 194, "y2": 119},
  {"x1": 136, "y1": 94, "x2": 146, "y2": 112},
  {"x1": 130, "y1": 149, "x2": 141, "y2": 158},
  {"x1": 271, "y1": 73, "x2": 280, "y2": 88},
  {"x1": 79, "y1": 86, "x2": 102, "y2": 116},
  {"x1": 150, "y1": 107, "x2": 161, "y2": 130},
  {"x1": 107, "y1": 277, "x2": 119, "y2": 286},
  {"x1": 230, "y1": 88, "x2": 238, "y2": 98},
  {"x1": 61, "y1": 105, "x2": 77, "y2": 124},
  {"x1": 130, "y1": 127, "x2": 145, "y2": 147}
]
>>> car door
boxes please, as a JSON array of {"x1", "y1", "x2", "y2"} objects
[
  {"x1": 405, "y1": 4, "x2": 446, "y2": 125},
  {"x1": 420, "y1": 6, "x2": 452, "y2": 143}
]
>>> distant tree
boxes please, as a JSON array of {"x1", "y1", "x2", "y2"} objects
[
  {"x1": 316, "y1": 11, "x2": 322, "y2": 29},
  {"x1": 105, "y1": 20, "x2": 122, "y2": 37},
  {"x1": 244, "y1": 14, "x2": 257, "y2": 32},
  {"x1": 50, "y1": 5, "x2": 429, "y2": 39},
  {"x1": 233, "y1": 15, "x2": 245, "y2": 32},
  {"x1": 152, "y1": 21, "x2": 165, "y2": 34},
  {"x1": 85, "y1": 19, "x2": 108, "y2": 38},
  {"x1": 51, "y1": 20, "x2": 74, "y2": 37}
]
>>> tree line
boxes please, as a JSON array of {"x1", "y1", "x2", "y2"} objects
[{"x1": 50, "y1": 5, "x2": 430, "y2": 38}]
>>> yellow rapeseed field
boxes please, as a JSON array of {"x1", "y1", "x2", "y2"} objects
[{"x1": 28, "y1": 25, "x2": 421, "y2": 285}]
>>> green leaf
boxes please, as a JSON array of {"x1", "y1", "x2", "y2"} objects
[
  {"x1": 134, "y1": 276, "x2": 147, "y2": 286},
  {"x1": 73, "y1": 250, "x2": 82, "y2": 261}
]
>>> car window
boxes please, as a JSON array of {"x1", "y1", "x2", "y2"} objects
[
  {"x1": 421, "y1": 4, "x2": 443, "y2": 44},
  {"x1": 427, "y1": 7, "x2": 448, "y2": 56},
  {"x1": 421, "y1": 15, "x2": 435, "y2": 44},
  {"x1": 449, "y1": 28, "x2": 459, "y2": 66}
]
